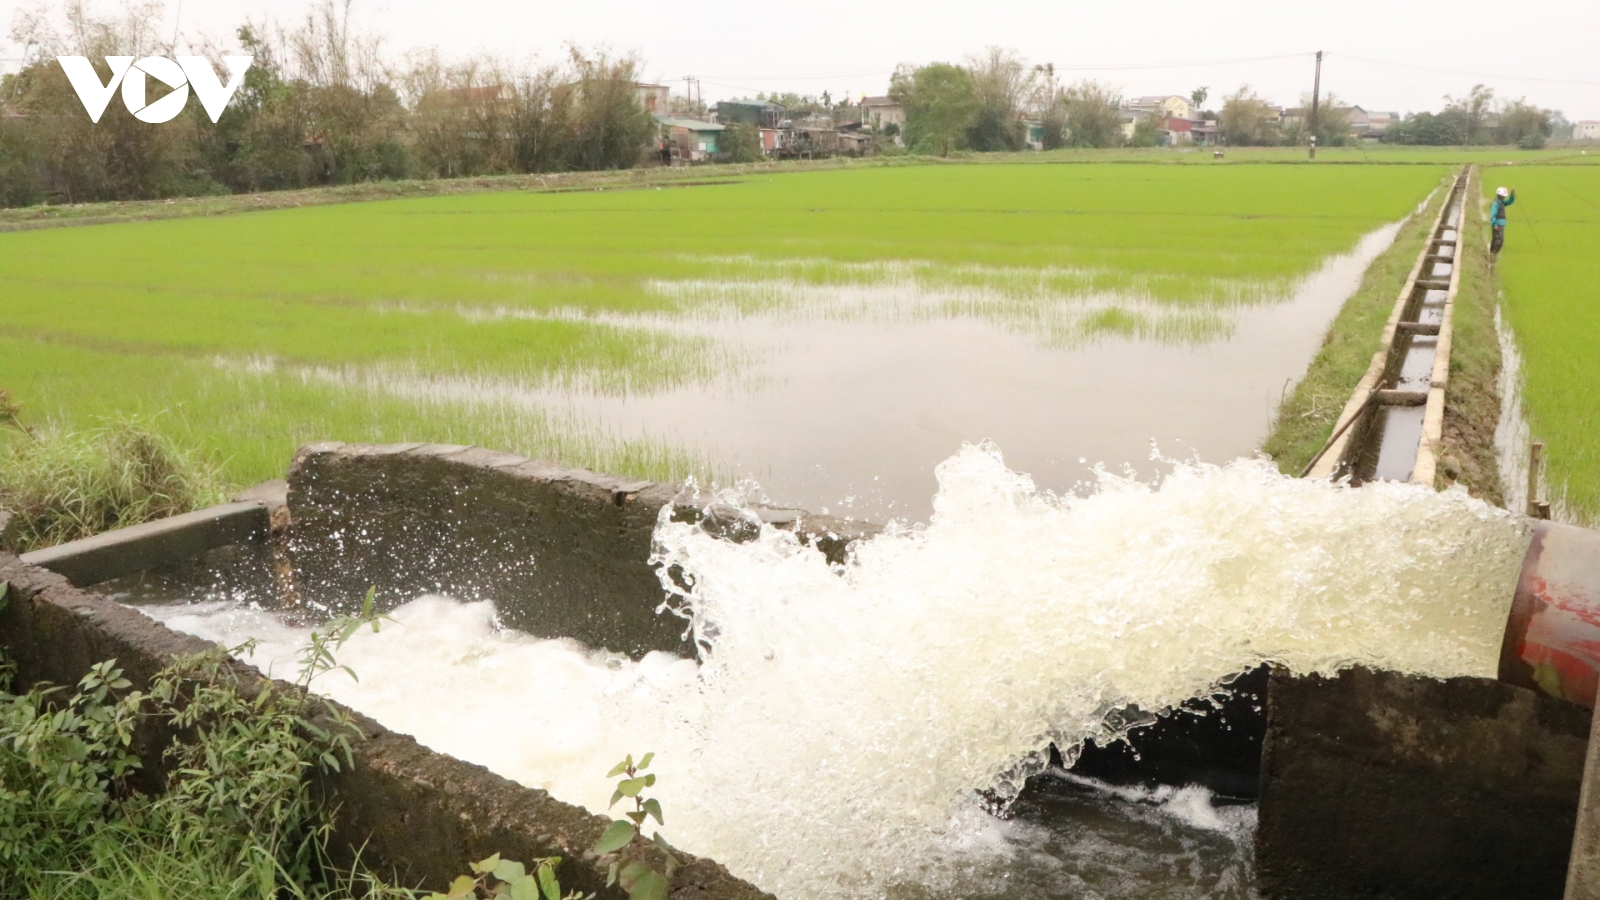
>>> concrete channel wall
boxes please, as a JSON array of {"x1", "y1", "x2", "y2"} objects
[
  {"x1": 287, "y1": 442, "x2": 878, "y2": 658},
  {"x1": 0, "y1": 554, "x2": 774, "y2": 899},
  {"x1": 3, "y1": 442, "x2": 885, "y2": 898},
  {"x1": 1257, "y1": 666, "x2": 1589, "y2": 900}
]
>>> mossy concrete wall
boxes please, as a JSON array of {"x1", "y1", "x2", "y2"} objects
[
  {"x1": 1567, "y1": 706, "x2": 1600, "y2": 899},
  {"x1": 0, "y1": 554, "x2": 774, "y2": 900},
  {"x1": 287, "y1": 442, "x2": 876, "y2": 658},
  {"x1": 1257, "y1": 665, "x2": 1590, "y2": 900}
]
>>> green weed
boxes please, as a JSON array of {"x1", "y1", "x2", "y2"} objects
[{"x1": 0, "y1": 585, "x2": 411, "y2": 900}]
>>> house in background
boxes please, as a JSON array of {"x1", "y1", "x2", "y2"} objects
[
  {"x1": 1576, "y1": 121, "x2": 1600, "y2": 141},
  {"x1": 635, "y1": 83, "x2": 672, "y2": 116},
  {"x1": 1118, "y1": 108, "x2": 1141, "y2": 140},
  {"x1": 1190, "y1": 121, "x2": 1221, "y2": 145},
  {"x1": 1160, "y1": 116, "x2": 1193, "y2": 145},
  {"x1": 1022, "y1": 120, "x2": 1046, "y2": 150},
  {"x1": 1365, "y1": 111, "x2": 1398, "y2": 139},
  {"x1": 1345, "y1": 105, "x2": 1371, "y2": 136},
  {"x1": 1126, "y1": 94, "x2": 1194, "y2": 121},
  {"x1": 836, "y1": 125, "x2": 871, "y2": 156},
  {"x1": 860, "y1": 96, "x2": 905, "y2": 141},
  {"x1": 759, "y1": 127, "x2": 789, "y2": 155},
  {"x1": 655, "y1": 116, "x2": 724, "y2": 164},
  {"x1": 716, "y1": 100, "x2": 787, "y2": 129}
]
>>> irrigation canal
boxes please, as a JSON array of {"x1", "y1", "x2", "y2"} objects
[{"x1": 1306, "y1": 167, "x2": 1468, "y2": 485}]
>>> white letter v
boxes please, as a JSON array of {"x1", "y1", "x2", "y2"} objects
[
  {"x1": 57, "y1": 56, "x2": 133, "y2": 123},
  {"x1": 178, "y1": 56, "x2": 253, "y2": 123}
]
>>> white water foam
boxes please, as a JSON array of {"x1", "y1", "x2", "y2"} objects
[
  {"x1": 1496, "y1": 304, "x2": 1534, "y2": 514},
  {"x1": 145, "y1": 444, "x2": 1529, "y2": 900}
]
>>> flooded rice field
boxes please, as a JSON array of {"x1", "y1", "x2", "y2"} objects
[
  {"x1": 2, "y1": 163, "x2": 1449, "y2": 494},
  {"x1": 310, "y1": 222, "x2": 1404, "y2": 520}
]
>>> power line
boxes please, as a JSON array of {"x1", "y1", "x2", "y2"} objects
[
  {"x1": 1331, "y1": 52, "x2": 1600, "y2": 87},
  {"x1": 1048, "y1": 52, "x2": 1316, "y2": 72},
  {"x1": 700, "y1": 53, "x2": 1316, "y2": 83},
  {"x1": 696, "y1": 68, "x2": 894, "y2": 82}
]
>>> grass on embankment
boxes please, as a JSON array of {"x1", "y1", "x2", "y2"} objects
[
  {"x1": 1490, "y1": 166, "x2": 1600, "y2": 521},
  {"x1": 1261, "y1": 166, "x2": 1506, "y2": 503},
  {"x1": 1435, "y1": 166, "x2": 1506, "y2": 505},
  {"x1": 0, "y1": 416, "x2": 226, "y2": 552}
]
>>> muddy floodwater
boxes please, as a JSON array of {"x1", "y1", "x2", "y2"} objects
[{"x1": 521, "y1": 224, "x2": 1402, "y2": 519}]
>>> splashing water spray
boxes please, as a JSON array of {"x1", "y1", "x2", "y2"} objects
[{"x1": 151, "y1": 442, "x2": 1600, "y2": 900}]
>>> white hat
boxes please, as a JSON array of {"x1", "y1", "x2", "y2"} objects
[{"x1": 1496, "y1": 187, "x2": 1510, "y2": 198}]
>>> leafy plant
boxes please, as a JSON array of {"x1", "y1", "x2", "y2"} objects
[
  {"x1": 0, "y1": 583, "x2": 404, "y2": 900},
  {"x1": 299, "y1": 586, "x2": 385, "y2": 691},
  {"x1": 592, "y1": 753, "x2": 676, "y2": 900},
  {"x1": 0, "y1": 660, "x2": 143, "y2": 874},
  {"x1": 423, "y1": 852, "x2": 587, "y2": 900}
]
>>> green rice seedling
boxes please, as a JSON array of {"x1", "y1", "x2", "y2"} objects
[
  {"x1": 1491, "y1": 167, "x2": 1600, "y2": 520},
  {"x1": 0, "y1": 163, "x2": 1445, "y2": 490}
]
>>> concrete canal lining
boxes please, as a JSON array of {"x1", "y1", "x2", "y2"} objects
[
  {"x1": 1307, "y1": 168, "x2": 1469, "y2": 485},
  {"x1": 286, "y1": 442, "x2": 878, "y2": 658},
  {"x1": 0, "y1": 553, "x2": 775, "y2": 900},
  {"x1": 19, "y1": 500, "x2": 269, "y2": 587}
]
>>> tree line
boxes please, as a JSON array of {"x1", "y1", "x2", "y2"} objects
[
  {"x1": 0, "y1": 0, "x2": 658, "y2": 207},
  {"x1": 1380, "y1": 85, "x2": 1565, "y2": 148},
  {"x1": 886, "y1": 49, "x2": 1572, "y2": 154},
  {"x1": 885, "y1": 51, "x2": 1303, "y2": 154}
]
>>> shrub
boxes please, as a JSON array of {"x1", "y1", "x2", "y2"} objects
[
  {"x1": 0, "y1": 417, "x2": 223, "y2": 552},
  {"x1": 0, "y1": 587, "x2": 403, "y2": 900}
]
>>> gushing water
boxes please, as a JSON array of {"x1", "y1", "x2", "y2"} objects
[{"x1": 146, "y1": 444, "x2": 1529, "y2": 900}]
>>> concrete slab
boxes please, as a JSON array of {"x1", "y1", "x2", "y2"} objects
[
  {"x1": 21, "y1": 501, "x2": 270, "y2": 588},
  {"x1": 287, "y1": 443, "x2": 878, "y2": 658},
  {"x1": 1257, "y1": 666, "x2": 1589, "y2": 900}
]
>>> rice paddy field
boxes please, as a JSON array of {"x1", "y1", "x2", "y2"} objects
[
  {"x1": 1489, "y1": 166, "x2": 1600, "y2": 521},
  {"x1": 2, "y1": 161, "x2": 1450, "y2": 515}
]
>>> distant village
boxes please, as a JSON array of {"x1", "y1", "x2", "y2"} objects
[
  {"x1": 643, "y1": 83, "x2": 1402, "y2": 164},
  {"x1": 641, "y1": 80, "x2": 1594, "y2": 164}
]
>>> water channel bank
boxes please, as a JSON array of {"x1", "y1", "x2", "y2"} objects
[{"x1": 1264, "y1": 166, "x2": 1506, "y2": 503}]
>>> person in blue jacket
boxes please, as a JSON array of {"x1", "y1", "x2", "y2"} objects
[{"x1": 1490, "y1": 186, "x2": 1516, "y2": 255}]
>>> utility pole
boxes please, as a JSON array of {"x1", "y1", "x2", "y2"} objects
[{"x1": 1309, "y1": 50, "x2": 1323, "y2": 160}]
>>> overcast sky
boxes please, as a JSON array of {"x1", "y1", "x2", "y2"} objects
[{"x1": 5, "y1": 0, "x2": 1599, "y2": 120}]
